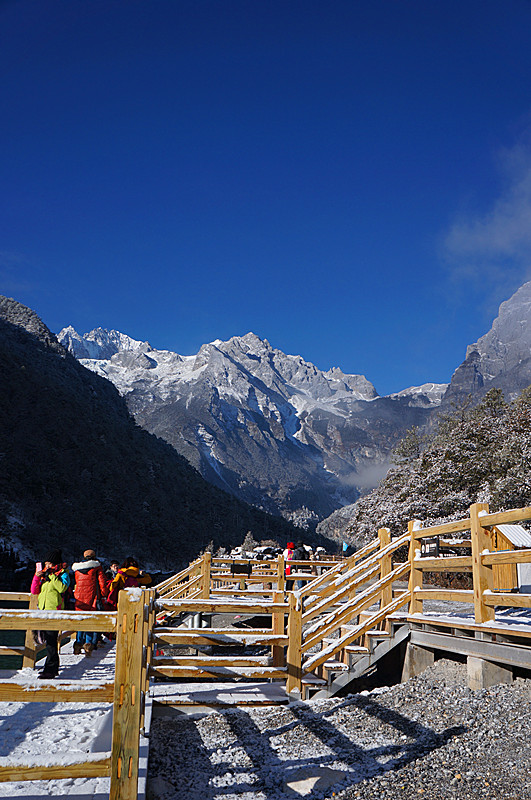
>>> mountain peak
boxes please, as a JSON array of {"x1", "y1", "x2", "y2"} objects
[
  {"x1": 443, "y1": 278, "x2": 531, "y2": 405},
  {"x1": 58, "y1": 326, "x2": 151, "y2": 360}
]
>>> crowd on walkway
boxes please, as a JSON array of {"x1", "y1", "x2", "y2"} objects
[{"x1": 30, "y1": 548, "x2": 152, "y2": 679}]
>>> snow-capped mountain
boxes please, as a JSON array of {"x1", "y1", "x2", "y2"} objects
[
  {"x1": 443, "y1": 279, "x2": 531, "y2": 406},
  {"x1": 390, "y1": 383, "x2": 448, "y2": 407},
  {"x1": 59, "y1": 325, "x2": 150, "y2": 360},
  {"x1": 58, "y1": 328, "x2": 444, "y2": 526}
]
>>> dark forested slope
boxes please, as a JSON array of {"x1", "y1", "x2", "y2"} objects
[{"x1": 0, "y1": 297, "x2": 300, "y2": 568}]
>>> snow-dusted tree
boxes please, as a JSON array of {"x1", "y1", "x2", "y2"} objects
[
  {"x1": 344, "y1": 388, "x2": 529, "y2": 547},
  {"x1": 241, "y1": 531, "x2": 257, "y2": 553}
]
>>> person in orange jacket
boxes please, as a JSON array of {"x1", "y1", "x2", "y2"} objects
[{"x1": 106, "y1": 557, "x2": 152, "y2": 609}]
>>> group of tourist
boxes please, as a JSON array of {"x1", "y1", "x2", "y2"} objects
[
  {"x1": 283, "y1": 540, "x2": 318, "y2": 590},
  {"x1": 30, "y1": 549, "x2": 151, "y2": 679}
]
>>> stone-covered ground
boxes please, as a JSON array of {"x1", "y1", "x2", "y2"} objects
[{"x1": 147, "y1": 659, "x2": 531, "y2": 800}]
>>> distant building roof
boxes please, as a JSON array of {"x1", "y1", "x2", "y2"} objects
[{"x1": 495, "y1": 524, "x2": 531, "y2": 548}]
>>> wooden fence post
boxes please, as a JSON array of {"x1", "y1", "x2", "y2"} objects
[
  {"x1": 379, "y1": 527, "x2": 392, "y2": 609},
  {"x1": 22, "y1": 594, "x2": 39, "y2": 669},
  {"x1": 110, "y1": 589, "x2": 145, "y2": 800},
  {"x1": 408, "y1": 520, "x2": 423, "y2": 615},
  {"x1": 140, "y1": 589, "x2": 155, "y2": 733},
  {"x1": 201, "y1": 552, "x2": 212, "y2": 599},
  {"x1": 277, "y1": 555, "x2": 285, "y2": 593},
  {"x1": 286, "y1": 592, "x2": 302, "y2": 693},
  {"x1": 188, "y1": 561, "x2": 201, "y2": 597},
  {"x1": 470, "y1": 502, "x2": 495, "y2": 624},
  {"x1": 272, "y1": 590, "x2": 284, "y2": 667}
]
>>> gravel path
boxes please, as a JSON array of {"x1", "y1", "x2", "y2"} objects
[{"x1": 147, "y1": 660, "x2": 531, "y2": 800}]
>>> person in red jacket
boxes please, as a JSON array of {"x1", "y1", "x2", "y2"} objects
[{"x1": 72, "y1": 549, "x2": 108, "y2": 655}]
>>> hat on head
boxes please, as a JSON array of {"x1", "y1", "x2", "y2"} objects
[
  {"x1": 45, "y1": 549, "x2": 63, "y2": 566},
  {"x1": 287, "y1": 542, "x2": 295, "y2": 549},
  {"x1": 84, "y1": 549, "x2": 96, "y2": 559}
]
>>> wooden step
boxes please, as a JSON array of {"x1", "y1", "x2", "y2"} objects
[
  {"x1": 154, "y1": 696, "x2": 288, "y2": 708},
  {"x1": 149, "y1": 665, "x2": 287, "y2": 679},
  {"x1": 154, "y1": 629, "x2": 288, "y2": 647},
  {"x1": 301, "y1": 672, "x2": 327, "y2": 700},
  {"x1": 152, "y1": 655, "x2": 272, "y2": 667},
  {"x1": 152, "y1": 681, "x2": 290, "y2": 707},
  {"x1": 322, "y1": 660, "x2": 349, "y2": 673},
  {"x1": 301, "y1": 672, "x2": 327, "y2": 686},
  {"x1": 303, "y1": 644, "x2": 369, "y2": 673}
]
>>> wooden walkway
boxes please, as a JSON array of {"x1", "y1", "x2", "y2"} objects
[{"x1": 1, "y1": 502, "x2": 531, "y2": 796}]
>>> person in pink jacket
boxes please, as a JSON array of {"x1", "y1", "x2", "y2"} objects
[{"x1": 30, "y1": 549, "x2": 70, "y2": 679}]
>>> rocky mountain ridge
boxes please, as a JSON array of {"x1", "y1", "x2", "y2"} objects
[
  {"x1": 319, "y1": 279, "x2": 531, "y2": 543},
  {"x1": 441, "y1": 279, "x2": 531, "y2": 407},
  {"x1": 58, "y1": 327, "x2": 447, "y2": 526}
]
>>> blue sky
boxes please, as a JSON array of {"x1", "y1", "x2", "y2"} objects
[{"x1": 2, "y1": 1, "x2": 531, "y2": 395}]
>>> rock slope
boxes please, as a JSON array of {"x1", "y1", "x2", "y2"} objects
[{"x1": 443, "y1": 279, "x2": 531, "y2": 406}]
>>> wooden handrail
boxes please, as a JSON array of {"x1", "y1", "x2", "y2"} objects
[
  {"x1": 413, "y1": 555, "x2": 473, "y2": 571},
  {"x1": 409, "y1": 503, "x2": 531, "y2": 623},
  {"x1": 0, "y1": 610, "x2": 116, "y2": 632},
  {"x1": 302, "y1": 561, "x2": 411, "y2": 654},
  {"x1": 302, "y1": 532, "x2": 409, "y2": 621},
  {"x1": 479, "y1": 506, "x2": 531, "y2": 528},
  {"x1": 303, "y1": 590, "x2": 410, "y2": 673},
  {"x1": 155, "y1": 557, "x2": 202, "y2": 593},
  {"x1": 0, "y1": 591, "x2": 31, "y2": 602}
]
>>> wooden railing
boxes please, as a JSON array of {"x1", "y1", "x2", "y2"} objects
[
  {"x1": 152, "y1": 592, "x2": 289, "y2": 682},
  {"x1": 0, "y1": 588, "x2": 156, "y2": 800},
  {"x1": 408, "y1": 502, "x2": 531, "y2": 624},
  {"x1": 0, "y1": 591, "x2": 80, "y2": 669},
  {"x1": 291, "y1": 531, "x2": 411, "y2": 687}
]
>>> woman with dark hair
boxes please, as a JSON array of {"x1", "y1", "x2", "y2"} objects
[
  {"x1": 106, "y1": 557, "x2": 152, "y2": 609},
  {"x1": 30, "y1": 549, "x2": 70, "y2": 679}
]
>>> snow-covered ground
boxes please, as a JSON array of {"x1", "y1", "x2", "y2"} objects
[{"x1": 0, "y1": 639, "x2": 149, "y2": 799}]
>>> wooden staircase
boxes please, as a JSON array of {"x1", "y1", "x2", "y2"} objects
[{"x1": 150, "y1": 529, "x2": 413, "y2": 704}]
